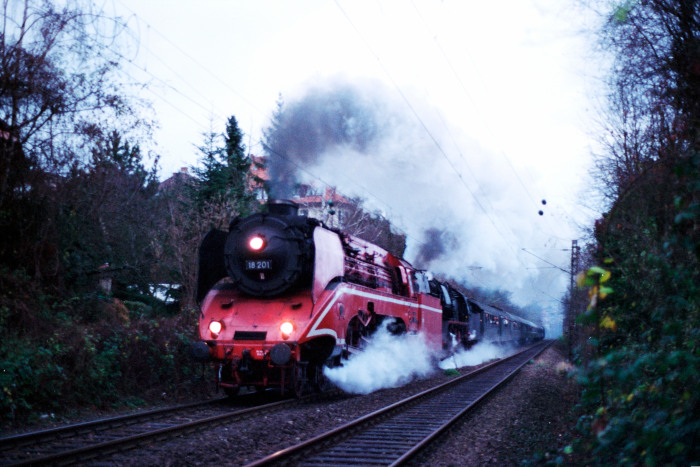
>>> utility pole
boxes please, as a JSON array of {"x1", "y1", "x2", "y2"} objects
[
  {"x1": 570, "y1": 240, "x2": 579, "y2": 290},
  {"x1": 568, "y1": 239, "x2": 580, "y2": 360}
]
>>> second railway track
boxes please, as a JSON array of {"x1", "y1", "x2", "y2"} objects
[{"x1": 0, "y1": 393, "x2": 299, "y2": 466}]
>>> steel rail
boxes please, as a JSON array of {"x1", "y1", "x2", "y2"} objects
[
  {"x1": 0, "y1": 395, "x2": 296, "y2": 466},
  {"x1": 391, "y1": 340, "x2": 552, "y2": 465},
  {"x1": 0, "y1": 397, "x2": 227, "y2": 451},
  {"x1": 245, "y1": 340, "x2": 552, "y2": 466}
]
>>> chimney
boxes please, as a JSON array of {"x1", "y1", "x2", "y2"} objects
[{"x1": 267, "y1": 199, "x2": 298, "y2": 217}]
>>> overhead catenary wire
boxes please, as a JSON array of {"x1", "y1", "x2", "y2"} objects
[
  {"x1": 334, "y1": 0, "x2": 573, "y2": 300},
  {"x1": 334, "y1": 0, "x2": 526, "y2": 261},
  {"x1": 109, "y1": 0, "x2": 272, "y2": 165},
  {"x1": 405, "y1": 1, "x2": 580, "y2": 312},
  {"x1": 114, "y1": 0, "x2": 267, "y2": 118},
  {"x1": 408, "y1": 0, "x2": 575, "y2": 244},
  {"x1": 102, "y1": 1, "x2": 434, "y2": 255},
  {"x1": 521, "y1": 248, "x2": 571, "y2": 274}
]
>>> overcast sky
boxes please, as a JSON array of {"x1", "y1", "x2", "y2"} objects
[{"x1": 112, "y1": 0, "x2": 606, "y2": 334}]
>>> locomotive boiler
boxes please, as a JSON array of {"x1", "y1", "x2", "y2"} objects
[{"x1": 191, "y1": 200, "x2": 543, "y2": 396}]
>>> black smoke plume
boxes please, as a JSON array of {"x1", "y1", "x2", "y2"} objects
[
  {"x1": 413, "y1": 227, "x2": 459, "y2": 269},
  {"x1": 263, "y1": 80, "x2": 384, "y2": 198}
]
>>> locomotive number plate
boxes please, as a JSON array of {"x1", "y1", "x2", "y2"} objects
[{"x1": 245, "y1": 259, "x2": 273, "y2": 270}]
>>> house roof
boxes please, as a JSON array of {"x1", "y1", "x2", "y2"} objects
[
  {"x1": 249, "y1": 155, "x2": 268, "y2": 182},
  {"x1": 296, "y1": 187, "x2": 351, "y2": 206},
  {"x1": 158, "y1": 167, "x2": 193, "y2": 192}
]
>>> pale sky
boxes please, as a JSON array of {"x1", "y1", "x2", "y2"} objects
[{"x1": 112, "y1": 0, "x2": 605, "y2": 335}]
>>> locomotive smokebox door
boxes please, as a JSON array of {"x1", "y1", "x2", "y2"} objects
[{"x1": 224, "y1": 209, "x2": 304, "y2": 296}]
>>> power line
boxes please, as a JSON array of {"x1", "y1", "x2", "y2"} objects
[
  {"x1": 56, "y1": 12, "x2": 215, "y2": 136},
  {"x1": 334, "y1": 0, "x2": 525, "y2": 260},
  {"x1": 110, "y1": 0, "x2": 272, "y2": 167},
  {"x1": 409, "y1": 1, "x2": 577, "y2": 241},
  {"x1": 115, "y1": 0, "x2": 266, "y2": 117},
  {"x1": 109, "y1": 1, "x2": 571, "y2": 308},
  {"x1": 109, "y1": 1, "x2": 421, "y2": 248},
  {"x1": 521, "y1": 248, "x2": 570, "y2": 274},
  {"x1": 409, "y1": 0, "x2": 538, "y2": 207}
]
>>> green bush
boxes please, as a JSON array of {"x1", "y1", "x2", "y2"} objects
[
  {"x1": 0, "y1": 285, "x2": 202, "y2": 427},
  {"x1": 564, "y1": 150, "x2": 700, "y2": 465}
]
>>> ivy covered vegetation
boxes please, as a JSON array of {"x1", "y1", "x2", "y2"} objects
[{"x1": 562, "y1": 1, "x2": 700, "y2": 465}]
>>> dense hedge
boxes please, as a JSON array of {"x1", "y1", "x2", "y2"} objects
[{"x1": 0, "y1": 271, "x2": 204, "y2": 427}]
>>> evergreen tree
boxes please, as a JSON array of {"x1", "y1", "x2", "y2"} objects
[
  {"x1": 262, "y1": 95, "x2": 295, "y2": 197},
  {"x1": 59, "y1": 131, "x2": 160, "y2": 294},
  {"x1": 192, "y1": 125, "x2": 225, "y2": 205},
  {"x1": 192, "y1": 116, "x2": 256, "y2": 216},
  {"x1": 222, "y1": 115, "x2": 256, "y2": 214},
  {"x1": 0, "y1": 0, "x2": 150, "y2": 280}
]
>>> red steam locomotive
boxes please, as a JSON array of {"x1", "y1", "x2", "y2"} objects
[{"x1": 191, "y1": 200, "x2": 543, "y2": 396}]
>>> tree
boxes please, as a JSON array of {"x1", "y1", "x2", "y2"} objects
[
  {"x1": 590, "y1": 0, "x2": 699, "y2": 342},
  {"x1": 0, "y1": 0, "x2": 151, "y2": 280},
  {"x1": 160, "y1": 116, "x2": 259, "y2": 306},
  {"x1": 223, "y1": 115, "x2": 256, "y2": 212},
  {"x1": 191, "y1": 123, "x2": 224, "y2": 206},
  {"x1": 58, "y1": 131, "x2": 160, "y2": 294},
  {"x1": 0, "y1": 0, "x2": 148, "y2": 170},
  {"x1": 568, "y1": 1, "x2": 700, "y2": 464},
  {"x1": 157, "y1": 188, "x2": 229, "y2": 308},
  {"x1": 261, "y1": 95, "x2": 297, "y2": 198},
  {"x1": 591, "y1": 0, "x2": 700, "y2": 202},
  {"x1": 0, "y1": 1, "x2": 209, "y2": 424},
  {"x1": 340, "y1": 196, "x2": 406, "y2": 258},
  {"x1": 192, "y1": 116, "x2": 257, "y2": 219}
]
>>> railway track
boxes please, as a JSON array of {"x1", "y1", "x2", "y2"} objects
[
  {"x1": 0, "y1": 393, "x2": 298, "y2": 466},
  {"x1": 246, "y1": 340, "x2": 553, "y2": 466}
]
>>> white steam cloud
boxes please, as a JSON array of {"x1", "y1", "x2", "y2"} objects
[
  {"x1": 323, "y1": 324, "x2": 521, "y2": 394},
  {"x1": 323, "y1": 324, "x2": 436, "y2": 394},
  {"x1": 266, "y1": 76, "x2": 570, "y2": 335},
  {"x1": 438, "y1": 342, "x2": 514, "y2": 370}
]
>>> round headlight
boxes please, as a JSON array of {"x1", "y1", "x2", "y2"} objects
[
  {"x1": 280, "y1": 321, "x2": 294, "y2": 337},
  {"x1": 209, "y1": 321, "x2": 222, "y2": 336},
  {"x1": 248, "y1": 235, "x2": 265, "y2": 251}
]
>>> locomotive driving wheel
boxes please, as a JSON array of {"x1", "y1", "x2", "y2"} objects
[
  {"x1": 224, "y1": 386, "x2": 240, "y2": 398},
  {"x1": 310, "y1": 361, "x2": 335, "y2": 393},
  {"x1": 291, "y1": 362, "x2": 308, "y2": 398}
]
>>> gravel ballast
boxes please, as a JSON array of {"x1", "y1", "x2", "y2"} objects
[{"x1": 414, "y1": 341, "x2": 580, "y2": 466}]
